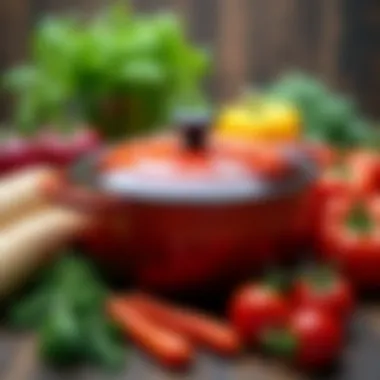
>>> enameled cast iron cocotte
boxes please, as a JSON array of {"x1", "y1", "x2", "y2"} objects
[{"x1": 50, "y1": 117, "x2": 318, "y2": 292}]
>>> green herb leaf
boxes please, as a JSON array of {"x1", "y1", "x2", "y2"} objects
[
  {"x1": 261, "y1": 329, "x2": 298, "y2": 358},
  {"x1": 346, "y1": 204, "x2": 374, "y2": 234},
  {"x1": 5, "y1": 4, "x2": 209, "y2": 138}
]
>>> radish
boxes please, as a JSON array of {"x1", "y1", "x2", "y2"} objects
[
  {"x1": 36, "y1": 128, "x2": 102, "y2": 167},
  {"x1": 0, "y1": 135, "x2": 41, "y2": 175},
  {"x1": 36, "y1": 130, "x2": 75, "y2": 166}
]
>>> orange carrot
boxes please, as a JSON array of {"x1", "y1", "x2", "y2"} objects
[
  {"x1": 127, "y1": 293, "x2": 241, "y2": 356},
  {"x1": 107, "y1": 298, "x2": 193, "y2": 368}
]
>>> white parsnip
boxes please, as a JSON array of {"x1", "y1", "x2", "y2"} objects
[
  {"x1": 0, "y1": 167, "x2": 56, "y2": 227},
  {"x1": 0, "y1": 207, "x2": 88, "y2": 298}
]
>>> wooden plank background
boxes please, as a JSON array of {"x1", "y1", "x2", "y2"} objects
[{"x1": 0, "y1": 0, "x2": 379, "y2": 122}]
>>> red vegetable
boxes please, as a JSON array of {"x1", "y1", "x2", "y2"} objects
[
  {"x1": 346, "y1": 151, "x2": 379, "y2": 195},
  {"x1": 262, "y1": 307, "x2": 343, "y2": 369},
  {"x1": 36, "y1": 131, "x2": 74, "y2": 166},
  {"x1": 0, "y1": 136, "x2": 41, "y2": 174},
  {"x1": 301, "y1": 151, "x2": 377, "y2": 245},
  {"x1": 128, "y1": 293, "x2": 240, "y2": 356},
  {"x1": 107, "y1": 297, "x2": 193, "y2": 368},
  {"x1": 375, "y1": 157, "x2": 380, "y2": 191},
  {"x1": 320, "y1": 195, "x2": 380, "y2": 289},
  {"x1": 318, "y1": 151, "x2": 378, "y2": 201},
  {"x1": 36, "y1": 128, "x2": 101, "y2": 167},
  {"x1": 228, "y1": 283, "x2": 290, "y2": 344},
  {"x1": 282, "y1": 144, "x2": 337, "y2": 253},
  {"x1": 292, "y1": 267, "x2": 354, "y2": 321}
]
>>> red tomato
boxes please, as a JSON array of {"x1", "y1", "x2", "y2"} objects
[
  {"x1": 262, "y1": 307, "x2": 343, "y2": 369},
  {"x1": 228, "y1": 284, "x2": 290, "y2": 344},
  {"x1": 319, "y1": 195, "x2": 380, "y2": 290},
  {"x1": 287, "y1": 308, "x2": 343, "y2": 368},
  {"x1": 292, "y1": 271, "x2": 354, "y2": 321}
]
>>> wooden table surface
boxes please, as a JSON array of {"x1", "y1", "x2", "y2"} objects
[{"x1": 2, "y1": 305, "x2": 380, "y2": 380}]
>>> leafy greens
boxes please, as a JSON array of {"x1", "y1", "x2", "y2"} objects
[{"x1": 5, "y1": 3, "x2": 209, "y2": 138}]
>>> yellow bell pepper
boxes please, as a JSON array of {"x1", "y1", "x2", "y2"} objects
[{"x1": 216, "y1": 96, "x2": 301, "y2": 143}]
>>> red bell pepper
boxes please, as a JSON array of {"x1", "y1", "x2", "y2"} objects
[
  {"x1": 316, "y1": 150, "x2": 378, "y2": 200},
  {"x1": 320, "y1": 195, "x2": 380, "y2": 289},
  {"x1": 346, "y1": 150, "x2": 379, "y2": 195},
  {"x1": 285, "y1": 148, "x2": 379, "y2": 256},
  {"x1": 281, "y1": 144, "x2": 337, "y2": 254},
  {"x1": 308, "y1": 150, "x2": 378, "y2": 242}
]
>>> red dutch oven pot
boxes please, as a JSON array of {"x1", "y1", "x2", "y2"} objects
[{"x1": 46, "y1": 115, "x2": 318, "y2": 292}]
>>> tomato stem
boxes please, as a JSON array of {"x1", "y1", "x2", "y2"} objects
[
  {"x1": 261, "y1": 329, "x2": 297, "y2": 358},
  {"x1": 303, "y1": 266, "x2": 336, "y2": 292},
  {"x1": 346, "y1": 203, "x2": 373, "y2": 234},
  {"x1": 263, "y1": 270, "x2": 293, "y2": 294}
]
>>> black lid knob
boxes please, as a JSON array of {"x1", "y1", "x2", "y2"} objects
[{"x1": 175, "y1": 110, "x2": 211, "y2": 152}]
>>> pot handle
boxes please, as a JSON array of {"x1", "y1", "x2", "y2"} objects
[{"x1": 41, "y1": 171, "x2": 120, "y2": 214}]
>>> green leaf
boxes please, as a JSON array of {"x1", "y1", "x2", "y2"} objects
[
  {"x1": 9, "y1": 291, "x2": 51, "y2": 329},
  {"x1": 268, "y1": 72, "x2": 376, "y2": 149},
  {"x1": 3, "y1": 66, "x2": 40, "y2": 92},
  {"x1": 39, "y1": 302, "x2": 84, "y2": 366},
  {"x1": 82, "y1": 313, "x2": 126, "y2": 370},
  {"x1": 6, "y1": 5, "x2": 209, "y2": 138},
  {"x1": 346, "y1": 204, "x2": 374, "y2": 234},
  {"x1": 120, "y1": 61, "x2": 166, "y2": 87},
  {"x1": 261, "y1": 329, "x2": 298, "y2": 358}
]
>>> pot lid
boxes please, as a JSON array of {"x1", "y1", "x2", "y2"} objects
[{"x1": 70, "y1": 114, "x2": 318, "y2": 204}]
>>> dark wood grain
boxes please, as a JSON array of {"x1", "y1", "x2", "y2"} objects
[
  {"x1": 342, "y1": 0, "x2": 380, "y2": 116},
  {"x1": 0, "y1": 0, "x2": 30, "y2": 122},
  {"x1": 318, "y1": 0, "x2": 342, "y2": 87},
  {"x1": 2, "y1": 306, "x2": 380, "y2": 380},
  {"x1": 0, "y1": 333, "x2": 305, "y2": 380},
  {"x1": 217, "y1": 0, "x2": 249, "y2": 101}
]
